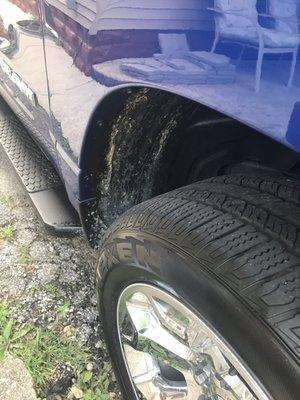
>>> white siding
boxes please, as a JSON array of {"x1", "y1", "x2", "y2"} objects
[
  {"x1": 91, "y1": 0, "x2": 212, "y2": 33},
  {"x1": 46, "y1": 0, "x2": 212, "y2": 32},
  {"x1": 46, "y1": 0, "x2": 96, "y2": 28}
]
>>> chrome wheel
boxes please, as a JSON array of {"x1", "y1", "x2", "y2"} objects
[{"x1": 117, "y1": 284, "x2": 269, "y2": 400}]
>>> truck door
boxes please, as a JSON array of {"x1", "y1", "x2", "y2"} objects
[{"x1": 0, "y1": 0, "x2": 55, "y2": 158}]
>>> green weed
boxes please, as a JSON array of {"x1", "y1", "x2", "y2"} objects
[
  {"x1": 18, "y1": 243, "x2": 32, "y2": 264},
  {"x1": 0, "y1": 225, "x2": 14, "y2": 241},
  {"x1": 0, "y1": 195, "x2": 13, "y2": 206},
  {"x1": 58, "y1": 301, "x2": 70, "y2": 316},
  {"x1": 0, "y1": 302, "x2": 115, "y2": 398},
  {"x1": 79, "y1": 362, "x2": 114, "y2": 400},
  {"x1": 43, "y1": 283, "x2": 60, "y2": 297}
]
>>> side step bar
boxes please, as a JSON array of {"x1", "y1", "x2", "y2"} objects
[{"x1": 0, "y1": 100, "x2": 82, "y2": 235}]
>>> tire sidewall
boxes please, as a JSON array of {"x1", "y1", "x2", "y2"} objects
[{"x1": 98, "y1": 231, "x2": 300, "y2": 400}]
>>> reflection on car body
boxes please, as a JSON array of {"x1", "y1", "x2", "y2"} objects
[{"x1": 1, "y1": 2, "x2": 300, "y2": 400}]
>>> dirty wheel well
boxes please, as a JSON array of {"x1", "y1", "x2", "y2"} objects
[{"x1": 80, "y1": 87, "x2": 300, "y2": 243}]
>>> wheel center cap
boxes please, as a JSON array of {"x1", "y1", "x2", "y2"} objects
[{"x1": 117, "y1": 284, "x2": 269, "y2": 400}]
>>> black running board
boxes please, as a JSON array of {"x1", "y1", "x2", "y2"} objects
[
  {"x1": 0, "y1": 99, "x2": 82, "y2": 235},
  {"x1": 28, "y1": 189, "x2": 82, "y2": 235}
]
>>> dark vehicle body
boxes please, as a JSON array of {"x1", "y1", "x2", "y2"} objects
[
  {"x1": 1, "y1": 1, "x2": 300, "y2": 399},
  {"x1": 1, "y1": 0, "x2": 300, "y2": 232}
]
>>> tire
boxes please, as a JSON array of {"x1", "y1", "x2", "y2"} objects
[{"x1": 97, "y1": 175, "x2": 300, "y2": 400}]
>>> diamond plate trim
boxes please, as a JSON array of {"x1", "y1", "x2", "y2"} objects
[{"x1": 0, "y1": 113, "x2": 61, "y2": 193}]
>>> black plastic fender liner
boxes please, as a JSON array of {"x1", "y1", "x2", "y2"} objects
[{"x1": 78, "y1": 86, "x2": 300, "y2": 247}]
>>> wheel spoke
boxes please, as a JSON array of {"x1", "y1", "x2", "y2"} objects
[
  {"x1": 125, "y1": 293, "x2": 191, "y2": 363},
  {"x1": 117, "y1": 284, "x2": 267, "y2": 400}
]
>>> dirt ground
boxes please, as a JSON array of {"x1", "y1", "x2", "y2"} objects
[{"x1": 0, "y1": 146, "x2": 120, "y2": 400}]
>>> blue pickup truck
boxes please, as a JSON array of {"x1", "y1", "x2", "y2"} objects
[{"x1": 0, "y1": 1, "x2": 300, "y2": 399}]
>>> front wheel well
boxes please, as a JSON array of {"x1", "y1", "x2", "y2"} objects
[{"x1": 79, "y1": 87, "x2": 300, "y2": 245}]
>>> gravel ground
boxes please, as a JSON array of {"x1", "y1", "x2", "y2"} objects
[{"x1": 0, "y1": 147, "x2": 120, "y2": 400}]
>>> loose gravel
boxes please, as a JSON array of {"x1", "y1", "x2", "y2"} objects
[{"x1": 0, "y1": 148, "x2": 120, "y2": 399}]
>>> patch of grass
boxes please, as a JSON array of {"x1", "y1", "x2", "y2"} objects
[
  {"x1": 82, "y1": 388, "x2": 111, "y2": 400},
  {"x1": 44, "y1": 283, "x2": 61, "y2": 297},
  {"x1": 19, "y1": 328, "x2": 88, "y2": 386},
  {"x1": 0, "y1": 302, "x2": 87, "y2": 385},
  {"x1": 18, "y1": 243, "x2": 32, "y2": 264},
  {"x1": 0, "y1": 302, "x2": 114, "y2": 399},
  {"x1": 29, "y1": 283, "x2": 39, "y2": 294},
  {"x1": 0, "y1": 195, "x2": 13, "y2": 206},
  {"x1": 58, "y1": 301, "x2": 70, "y2": 316},
  {"x1": 0, "y1": 302, "x2": 12, "y2": 358},
  {"x1": 0, "y1": 224, "x2": 14, "y2": 242},
  {"x1": 79, "y1": 362, "x2": 114, "y2": 400}
]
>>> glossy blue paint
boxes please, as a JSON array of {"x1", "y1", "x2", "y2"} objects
[{"x1": 0, "y1": 0, "x2": 300, "y2": 207}]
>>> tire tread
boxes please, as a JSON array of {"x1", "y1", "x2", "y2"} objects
[{"x1": 102, "y1": 175, "x2": 300, "y2": 359}]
